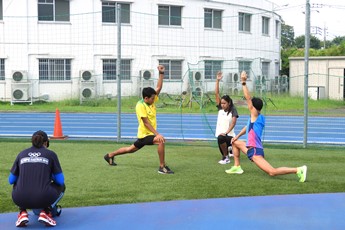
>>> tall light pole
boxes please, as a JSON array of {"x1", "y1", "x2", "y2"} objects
[{"x1": 303, "y1": 0, "x2": 310, "y2": 148}]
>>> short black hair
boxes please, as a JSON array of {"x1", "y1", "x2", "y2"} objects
[
  {"x1": 252, "y1": 97, "x2": 263, "y2": 111},
  {"x1": 142, "y1": 87, "x2": 156, "y2": 98},
  {"x1": 32, "y1": 130, "x2": 49, "y2": 148}
]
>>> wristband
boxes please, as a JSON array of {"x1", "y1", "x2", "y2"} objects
[
  {"x1": 159, "y1": 71, "x2": 165, "y2": 75},
  {"x1": 242, "y1": 82, "x2": 246, "y2": 86}
]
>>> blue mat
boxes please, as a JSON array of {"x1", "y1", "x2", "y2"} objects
[{"x1": 1, "y1": 193, "x2": 344, "y2": 229}]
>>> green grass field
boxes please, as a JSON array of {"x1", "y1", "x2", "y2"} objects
[{"x1": 1, "y1": 139, "x2": 345, "y2": 214}]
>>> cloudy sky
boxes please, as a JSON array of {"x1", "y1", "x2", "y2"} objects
[{"x1": 269, "y1": 0, "x2": 345, "y2": 39}]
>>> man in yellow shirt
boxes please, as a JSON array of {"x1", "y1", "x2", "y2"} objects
[{"x1": 104, "y1": 65, "x2": 174, "y2": 174}]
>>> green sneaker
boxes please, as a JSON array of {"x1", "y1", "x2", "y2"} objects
[
  {"x1": 225, "y1": 166, "x2": 244, "y2": 174},
  {"x1": 297, "y1": 165, "x2": 307, "y2": 182}
]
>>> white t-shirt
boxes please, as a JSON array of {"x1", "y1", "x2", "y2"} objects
[{"x1": 215, "y1": 106, "x2": 238, "y2": 137}]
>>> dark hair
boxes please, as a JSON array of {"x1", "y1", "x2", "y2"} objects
[
  {"x1": 221, "y1": 95, "x2": 234, "y2": 115},
  {"x1": 32, "y1": 130, "x2": 49, "y2": 148},
  {"x1": 142, "y1": 87, "x2": 156, "y2": 99},
  {"x1": 252, "y1": 97, "x2": 263, "y2": 111}
]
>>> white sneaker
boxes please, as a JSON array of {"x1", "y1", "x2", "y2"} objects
[{"x1": 218, "y1": 157, "x2": 230, "y2": 165}]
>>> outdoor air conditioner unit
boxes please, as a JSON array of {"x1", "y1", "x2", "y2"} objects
[
  {"x1": 12, "y1": 71, "x2": 27, "y2": 82},
  {"x1": 81, "y1": 87, "x2": 96, "y2": 99},
  {"x1": 233, "y1": 87, "x2": 239, "y2": 96},
  {"x1": 140, "y1": 69, "x2": 154, "y2": 80},
  {"x1": 12, "y1": 88, "x2": 29, "y2": 100},
  {"x1": 232, "y1": 73, "x2": 239, "y2": 83},
  {"x1": 80, "y1": 70, "x2": 94, "y2": 82},
  {"x1": 193, "y1": 71, "x2": 203, "y2": 82},
  {"x1": 193, "y1": 86, "x2": 203, "y2": 97}
]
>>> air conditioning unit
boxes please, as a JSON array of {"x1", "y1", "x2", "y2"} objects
[
  {"x1": 192, "y1": 86, "x2": 203, "y2": 97},
  {"x1": 193, "y1": 71, "x2": 203, "y2": 82},
  {"x1": 233, "y1": 87, "x2": 239, "y2": 96},
  {"x1": 12, "y1": 71, "x2": 27, "y2": 82},
  {"x1": 80, "y1": 70, "x2": 94, "y2": 82},
  {"x1": 12, "y1": 88, "x2": 29, "y2": 100},
  {"x1": 232, "y1": 73, "x2": 239, "y2": 83},
  {"x1": 81, "y1": 87, "x2": 96, "y2": 99},
  {"x1": 140, "y1": 69, "x2": 154, "y2": 80}
]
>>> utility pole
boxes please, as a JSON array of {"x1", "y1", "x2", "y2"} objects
[{"x1": 303, "y1": 0, "x2": 310, "y2": 148}]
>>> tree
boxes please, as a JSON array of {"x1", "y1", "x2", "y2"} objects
[
  {"x1": 295, "y1": 35, "x2": 321, "y2": 49},
  {"x1": 331, "y1": 36, "x2": 345, "y2": 46},
  {"x1": 281, "y1": 23, "x2": 295, "y2": 49}
]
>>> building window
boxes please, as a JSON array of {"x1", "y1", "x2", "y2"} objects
[
  {"x1": 0, "y1": 0, "x2": 3, "y2": 20},
  {"x1": 103, "y1": 59, "x2": 131, "y2": 81},
  {"x1": 205, "y1": 61, "x2": 222, "y2": 80},
  {"x1": 262, "y1": 17, "x2": 270, "y2": 35},
  {"x1": 102, "y1": 2, "x2": 130, "y2": 23},
  {"x1": 204, "y1": 9, "x2": 222, "y2": 29},
  {"x1": 0, "y1": 59, "x2": 4, "y2": 80},
  {"x1": 158, "y1": 5, "x2": 182, "y2": 26},
  {"x1": 38, "y1": 0, "x2": 70, "y2": 22},
  {"x1": 239, "y1": 12, "x2": 251, "y2": 32},
  {"x1": 159, "y1": 60, "x2": 182, "y2": 80},
  {"x1": 39, "y1": 59, "x2": 71, "y2": 81},
  {"x1": 275, "y1": 20, "x2": 280, "y2": 38},
  {"x1": 275, "y1": 62, "x2": 280, "y2": 76},
  {"x1": 238, "y1": 61, "x2": 252, "y2": 78},
  {"x1": 262, "y1": 62, "x2": 270, "y2": 76}
]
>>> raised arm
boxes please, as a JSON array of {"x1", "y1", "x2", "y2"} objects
[
  {"x1": 155, "y1": 65, "x2": 165, "y2": 96},
  {"x1": 241, "y1": 71, "x2": 258, "y2": 117},
  {"x1": 215, "y1": 71, "x2": 222, "y2": 105}
]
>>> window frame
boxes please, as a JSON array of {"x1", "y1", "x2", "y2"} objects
[
  {"x1": 261, "y1": 62, "x2": 270, "y2": 77},
  {"x1": 158, "y1": 60, "x2": 183, "y2": 80},
  {"x1": 275, "y1": 20, "x2": 280, "y2": 39},
  {"x1": 0, "y1": 0, "x2": 3, "y2": 20},
  {"x1": 38, "y1": 58, "x2": 71, "y2": 81},
  {"x1": 158, "y1": 5, "x2": 182, "y2": 26},
  {"x1": 102, "y1": 1, "x2": 131, "y2": 24},
  {"x1": 262, "y1": 16, "x2": 270, "y2": 36},
  {"x1": 239, "y1": 12, "x2": 251, "y2": 32},
  {"x1": 238, "y1": 61, "x2": 252, "y2": 79},
  {"x1": 204, "y1": 8, "x2": 222, "y2": 29},
  {"x1": 204, "y1": 60, "x2": 222, "y2": 80},
  {"x1": 102, "y1": 59, "x2": 131, "y2": 81},
  {"x1": 38, "y1": 0, "x2": 70, "y2": 22},
  {"x1": 0, "y1": 59, "x2": 5, "y2": 80}
]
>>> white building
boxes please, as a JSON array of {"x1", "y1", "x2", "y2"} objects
[{"x1": 0, "y1": 0, "x2": 282, "y2": 103}]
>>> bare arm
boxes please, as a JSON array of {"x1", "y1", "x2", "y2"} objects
[
  {"x1": 231, "y1": 125, "x2": 247, "y2": 143},
  {"x1": 241, "y1": 71, "x2": 259, "y2": 119},
  {"x1": 155, "y1": 65, "x2": 165, "y2": 96},
  {"x1": 142, "y1": 117, "x2": 165, "y2": 142},
  {"x1": 226, "y1": 117, "x2": 237, "y2": 135},
  {"x1": 215, "y1": 71, "x2": 222, "y2": 105}
]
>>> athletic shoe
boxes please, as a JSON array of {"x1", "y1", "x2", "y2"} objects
[
  {"x1": 158, "y1": 165, "x2": 174, "y2": 174},
  {"x1": 225, "y1": 166, "x2": 244, "y2": 174},
  {"x1": 16, "y1": 210, "x2": 29, "y2": 227},
  {"x1": 38, "y1": 211, "x2": 56, "y2": 227},
  {"x1": 218, "y1": 157, "x2": 230, "y2": 164},
  {"x1": 297, "y1": 165, "x2": 307, "y2": 182},
  {"x1": 104, "y1": 154, "x2": 117, "y2": 166}
]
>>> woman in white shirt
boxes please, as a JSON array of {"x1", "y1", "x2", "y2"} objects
[{"x1": 215, "y1": 71, "x2": 239, "y2": 164}]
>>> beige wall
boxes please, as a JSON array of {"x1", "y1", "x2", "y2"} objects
[{"x1": 289, "y1": 57, "x2": 345, "y2": 100}]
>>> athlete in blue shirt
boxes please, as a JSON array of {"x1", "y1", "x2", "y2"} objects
[{"x1": 225, "y1": 71, "x2": 307, "y2": 182}]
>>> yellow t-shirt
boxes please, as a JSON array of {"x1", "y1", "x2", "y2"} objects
[{"x1": 136, "y1": 96, "x2": 158, "y2": 138}]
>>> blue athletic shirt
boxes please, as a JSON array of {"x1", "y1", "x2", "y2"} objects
[{"x1": 246, "y1": 113, "x2": 265, "y2": 148}]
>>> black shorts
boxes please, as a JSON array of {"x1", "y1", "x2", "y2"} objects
[{"x1": 134, "y1": 135, "x2": 155, "y2": 149}]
